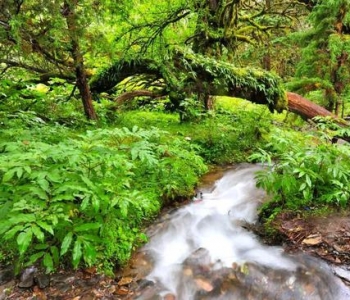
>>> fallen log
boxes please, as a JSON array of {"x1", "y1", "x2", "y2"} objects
[
  {"x1": 286, "y1": 92, "x2": 334, "y2": 120},
  {"x1": 286, "y1": 92, "x2": 348, "y2": 126}
]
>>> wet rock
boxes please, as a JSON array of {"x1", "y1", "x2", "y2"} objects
[
  {"x1": 183, "y1": 248, "x2": 211, "y2": 270},
  {"x1": 194, "y1": 276, "x2": 213, "y2": 292},
  {"x1": 164, "y1": 293, "x2": 176, "y2": 300},
  {"x1": 134, "y1": 284, "x2": 161, "y2": 300},
  {"x1": 333, "y1": 266, "x2": 350, "y2": 283},
  {"x1": 35, "y1": 273, "x2": 50, "y2": 289},
  {"x1": 136, "y1": 279, "x2": 154, "y2": 290},
  {"x1": 0, "y1": 266, "x2": 14, "y2": 284},
  {"x1": 18, "y1": 266, "x2": 37, "y2": 288}
]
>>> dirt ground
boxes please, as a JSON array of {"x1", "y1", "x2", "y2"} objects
[{"x1": 273, "y1": 211, "x2": 350, "y2": 266}]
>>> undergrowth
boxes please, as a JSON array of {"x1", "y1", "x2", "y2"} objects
[
  {"x1": 0, "y1": 125, "x2": 207, "y2": 274},
  {"x1": 250, "y1": 120, "x2": 350, "y2": 223}
]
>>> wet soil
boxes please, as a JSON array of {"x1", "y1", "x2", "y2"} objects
[
  {"x1": 271, "y1": 211, "x2": 350, "y2": 285},
  {"x1": 274, "y1": 211, "x2": 350, "y2": 265}
]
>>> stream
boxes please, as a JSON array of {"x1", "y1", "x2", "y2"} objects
[{"x1": 131, "y1": 164, "x2": 350, "y2": 300}]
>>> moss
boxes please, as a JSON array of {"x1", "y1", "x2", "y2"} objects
[{"x1": 91, "y1": 47, "x2": 288, "y2": 113}]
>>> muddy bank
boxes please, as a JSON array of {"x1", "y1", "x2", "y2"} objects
[{"x1": 269, "y1": 211, "x2": 350, "y2": 285}]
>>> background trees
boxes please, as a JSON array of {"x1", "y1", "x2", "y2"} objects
[
  {"x1": 288, "y1": 0, "x2": 350, "y2": 116},
  {"x1": 0, "y1": 0, "x2": 116, "y2": 119},
  {"x1": 3, "y1": 0, "x2": 347, "y2": 120}
]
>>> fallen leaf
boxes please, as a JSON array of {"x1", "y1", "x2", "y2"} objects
[
  {"x1": 333, "y1": 244, "x2": 343, "y2": 252},
  {"x1": 116, "y1": 286, "x2": 130, "y2": 295},
  {"x1": 118, "y1": 276, "x2": 133, "y2": 286},
  {"x1": 302, "y1": 235, "x2": 322, "y2": 245}
]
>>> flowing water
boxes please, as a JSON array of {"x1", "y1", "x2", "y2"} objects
[{"x1": 133, "y1": 164, "x2": 349, "y2": 300}]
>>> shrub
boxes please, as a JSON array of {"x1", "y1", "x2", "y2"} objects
[
  {"x1": 250, "y1": 127, "x2": 350, "y2": 220},
  {"x1": 0, "y1": 126, "x2": 207, "y2": 273}
]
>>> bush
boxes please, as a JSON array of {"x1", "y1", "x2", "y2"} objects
[
  {"x1": 0, "y1": 126, "x2": 207, "y2": 273},
  {"x1": 250, "y1": 127, "x2": 350, "y2": 219}
]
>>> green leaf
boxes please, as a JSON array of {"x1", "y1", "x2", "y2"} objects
[
  {"x1": 61, "y1": 232, "x2": 73, "y2": 256},
  {"x1": 36, "y1": 221, "x2": 54, "y2": 235},
  {"x1": 50, "y1": 246, "x2": 59, "y2": 266},
  {"x1": 16, "y1": 167, "x2": 23, "y2": 179},
  {"x1": 28, "y1": 251, "x2": 45, "y2": 265},
  {"x1": 4, "y1": 225, "x2": 24, "y2": 240},
  {"x1": 46, "y1": 170, "x2": 62, "y2": 183},
  {"x1": 43, "y1": 253, "x2": 54, "y2": 273},
  {"x1": 29, "y1": 186, "x2": 48, "y2": 200},
  {"x1": 79, "y1": 234, "x2": 100, "y2": 242},
  {"x1": 72, "y1": 238, "x2": 82, "y2": 269},
  {"x1": 34, "y1": 243, "x2": 49, "y2": 250},
  {"x1": 74, "y1": 223, "x2": 101, "y2": 232},
  {"x1": 82, "y1": 240, "x2": 97, "y2": 266},
  {"x1": 32, "y1": 224, "x2": 45, "y2": 242},
  {"x1": 305, "y1": 175, "x2": 312, "y2": 188},
  {"x1": 80, "y1": 175, "x2": 95, "y2": 190},
  {"x1": 299, "y1": 182, "x2": 307, "y2": 191},
  {"x1": 9, "y1": 214, "x2": 36, "y2": 224},
  {"x1": 38, "y1": 179, "x2": 50, "y2": 192},
  {"x1": 2, "y1": 169, "x2": 16, "y2": 182},
  {"x1": 91, "y1": 196, "x2": 100, "y2": 212},
  {"x1": 23, "y1": 165, "x2": 32, "y2": 174},
  {"x1": 17, "y1": 228, "x2": 33, "y2": 255}
]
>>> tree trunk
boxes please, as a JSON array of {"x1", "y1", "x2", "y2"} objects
[
  {"x1": 63, "y1": 1, "x2": 97, "y2": 120},
  {"x1": 287, "y1": 92, "x2": 337, "y2": 120}
]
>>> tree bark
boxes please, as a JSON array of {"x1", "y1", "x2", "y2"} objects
[
  {"x1": 114, "y1": 90, "x2": 164, "y2": 105},
  {"x1": 287, "y1": 92, "x2": 339, "y2": 121},
  {"x1": 63, "y1": 1, "x2": 97, "y2": 120}
]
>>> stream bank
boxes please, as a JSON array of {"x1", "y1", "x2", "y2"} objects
[{"x1": 2, "y1": 165, "x2": 350, "y2": 299}]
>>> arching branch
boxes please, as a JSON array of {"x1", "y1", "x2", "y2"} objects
[{"x1": 113, "y1": 90, "x2": 165, "y2": 106}]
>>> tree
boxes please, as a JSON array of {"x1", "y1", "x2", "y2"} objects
[
  {"x1": 0, "y1": 0, "x2": 104, "y2": 119},
  {"x1": 289, "y1": 0, "x2": 350, "y2": 116},
  {"x1": 107, "y1": 0, "x2": 312, "y2": 114},
  {"x1": 62, "y1": 0, "x2": 97, "y2": 120}
]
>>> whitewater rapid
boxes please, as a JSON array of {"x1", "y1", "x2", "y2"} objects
[{"x1": 135, "y1": 164, "x2": 346, "y2": 299}]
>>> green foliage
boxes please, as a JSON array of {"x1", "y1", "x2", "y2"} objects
[
  {"x1": 289, "y1": 0, "x2": 350, "y2": 112},
  {"x1": 0, "y1": 126, "x2": 206, "y2": 273},
  {"x1": 0, "y1": 79, "x2": 89, "y2": 128},
  {"x1": 115, "y1": 99, "x2": 272, "y2": 164},
  {"x1": 250, "y1": 126, "x2": 350, "y2": 220},
  {"x1": 174, "y1": 48, "x2": 287, "y2": 112},
  {"x1": 91, "y1": 47, "x2": 287, "y2": 114}
]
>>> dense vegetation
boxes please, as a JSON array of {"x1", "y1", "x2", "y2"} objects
[{"x1": 1, "y1": 0, "x2": 350, "y2": 274}]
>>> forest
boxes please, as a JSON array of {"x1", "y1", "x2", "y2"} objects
[{"x1": 1, "y1": 0, "x2": 350, "y2": 298}]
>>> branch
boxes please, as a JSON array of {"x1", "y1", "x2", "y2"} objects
[
  {"x1": 115, "y1": 7, "x2": 191, "y2": 54},
  {"x1": 0, "y1": 59, "x2": 75, "y2": 82},
  {"x1": 0, "y1": 20, "x2": 10, "y2": 29},
  {"x1": 0, "y1": 59, "x2": 49, "y2": 74},
  {"x1": 114, "y1": 89, "x2": 165, "y2": 105}
]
